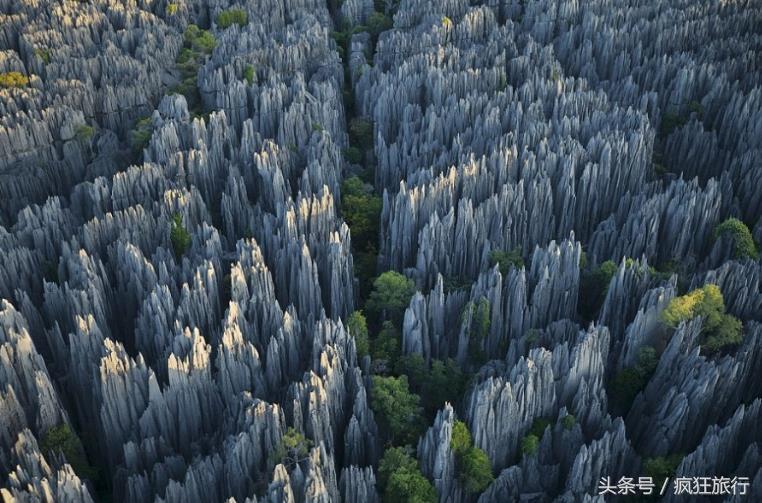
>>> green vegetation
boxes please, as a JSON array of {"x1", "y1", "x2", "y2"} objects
[
  {"x1": 378, "y1": 447, "x2": 437, "y2": 503},
  {"x1": 130, "y1": 117, "x2": 153, "y2": 155},
  {"x1": 75, "y1": 124, "x2": 94, "y2": 141},
  {"x1": 450, "y1": 421, "x2": 494, "y2": 494},
  {"x1": 371, "y1": 375, "x2": 424, "y2": 445},
  {"x1": 349, "y1": 117, "x2": 374, "y2": 150},
  {"x1": 343, "y1": 146, "x2": 363, "y2": 164},
  {"x1": 489, "y1": 248, "x2": 524, "y2": 275},
  {"x1": 170, "y1": 213, "x2": 192, "y2": 258},
  {"x1": 609, "y1": 346, "x2": 658, "y2": 415},
  {"x1": 714, "y1": 218, "x2": 759, "y2": 260},
  {"x1": 347, "y1": 311, "x2": 370, "y2": 359},
  {"x1": 275, "y1": 427, "x2": 312, "y2": 467},
  {"x1": 662, "y1": 284, "x2": 743, "y2": 354},
  {"x1": 35, "y1": 48, "x2": 51, "y2": 63},
  {"x1": 578, "y1": 259, "x2": 618, "y2": 322},
  {"x1": 366, "y1": 270, "x2": 416, "y2": 324},
  {"x1": 0, "y1": 71, "x2": 29, "y2": 88},
  {"x1": 441, "y1": 16, "x2": 453, "y2": 28},
  {"x1": 521, "y1": 433, "x2": 539, "y2": 456},
  {"x1": 367, "y1": 11, "x2": 393, "y2": 38},
  {"x1": 216, "y1": 8, "x2": 248, "y2": 29},
  {"x1": 371, "y1": 320, "x2": 400, "y2": 363},
  {"x1": 244, "y1": 64, "x2": 255, "y2": 84},
  {"x1": 528, "y1": 417, "x2": 552, "y2": 438},
  {"x1": 166, "y1": 3, "x2": 179, "y2": 15},
  {"x1": 172, "y1": 25, "x2": 216, "y2": 113},
  {"x1": 40, "y1": 424, "x2": 99, "y2": 481},
  {"x1": 561, "y1": 413, "x2": 576, "y2": 430},
  {"x1": 643, "y1": 454, "x2": 683, "y2": 491},
  {"x1": 464, "y1": 298, "x2": 490, "y2": 364},
  {"x1": 342, "y1": 177, "x2": 382, "y2": 249},
  {"x1": 659, "y1": 110, "x2": 689, "y2": 137},
  {"x1": 394, "y1": 354, "x2": 467, "y2": 415}
]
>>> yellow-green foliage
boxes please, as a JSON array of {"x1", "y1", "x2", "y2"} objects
[
  {"x1": 166, "y1": 3, "x2": 179, "y2": 15},
  {"x1": 75, "y1": 124, "x2": 94, "y2": 140},
  {"x1": 661, "y1": 284, "x2": 743, "y2": 354},
  {"x1": 0, "y1": 71, "x2": 29, "y2": 88},
  {"x1": 216, "y1": 8, "x2": 248, "y2": 29},
  {"x1": 170, "y1": 213, "x2": 191, "y2": 257},
  {"x1": 450, "y1": 421, "x2": 494, "y2": 494},
  {"x1": 714, "y1": 218, "x2": 759, "y2": 260},
  {"x1": 35, "y1": 48, "x2": 51, "y2": 63}
]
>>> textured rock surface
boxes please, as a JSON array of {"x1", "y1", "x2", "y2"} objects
[{"x1": 1, "y1": 0, "x2": 760, "y2": 501}]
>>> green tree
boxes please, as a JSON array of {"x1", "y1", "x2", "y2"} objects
[
  {"x1": 40, "y1": 424, "x2": 99, "y2": 481},
  {"x1": 422, "y1": 359, "x2": 466, "y2": 414},
  {"x1": 342, "y1": 176, "x2": 381, "y2": 251},
  {"x1": 366, "y1": 271, "x2": 416, "y2": 324},
  {"x1": 372, "y1": 320, "x2": 401, "y2": 363},
  {"x1": 465, "y1": 298, "x2": 490, "y2": 363},
  {"x1": 371, "y1": 375, "x2": 424, "y2": 445},
  {"x1": 521, "y1": 434, "x2": 539, "y2": 456},
  {"x1": 578, "y1": 260, "x2": 618, "y2": 322},
  {"x1": 349, "y1": 117, "x2": 374, "y2": 150},
  {"x1": 385, "y1": 465, "x2": 437, "y2": 503},
  {"x1": 347, "y1": 311, "x2": 370, "y2": 359},
  {"x1": 609, "y1": 346, "x2": 659, "y2": 415},
  {"x1": 367, "y1": 12, "x2": 393, "y2": 38},
  {"x1": 377, "y1": 446, "x2": 419, "y2": 492},
  {"x1": 662, "y1": 284, "x2": 743, "y2": 354},
  {"x1": 216, "y1": 9, "x2": 248, "y2": 29},
  {"x1": 714, "y1": 218, "x2": 759, "y2": 260},
  {"x1": 450, "y1": 421, "x2": 494, "y2": 494},
  {"x1": 460, "y1": 446, "x2": 493, "y2": 494},
  {"x1": 0, "y1": 71, "x2": 29, "y2": 88},
  {"x1": 244, "y1": 64, "x2": 255, "y2": 84},
  {"x1": 561, "y1": 413, "x2": 576, "y2": 430},
  {"x1": 75, "y1": 124, "x2": 94, "y2": 141},
  {"x1": 489, "y1": 248, "x2": 524, "y2": 275},
  {"x1": 275, "y1": 427, "x2": 312, "y2": 467},
  {"x1": 170, "y1": 213, "x2": 192, "y2": 258},
  {"x1": 643, "y1": 454, "x2": 683, "y2": 491},
  {"x1": 130, "y1": 117, "x2": 153, "y2": 155},
  {"x1": 450, "y1": 420, "x2": 472, "y2": 455}
]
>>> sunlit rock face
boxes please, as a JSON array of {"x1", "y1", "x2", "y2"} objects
[{"x1": 1, "y1": 0, "x2": 760, "y2": 501}]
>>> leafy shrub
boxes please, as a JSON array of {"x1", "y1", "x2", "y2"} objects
[
  {"x1": 130, "y1": 117, "x2": 153, "y2": 155},
  {"x1": 366, "y1": 271, "x2": 416, "y2": 324},
  {"x1": 662, "y1": 284, "x2": 743, "y2": 354},
  {"x1": 244, "y1": 64, "x2": 255, "y2": 84},
  {"x1": 371, "y1": 375, "x2": 424, "y2": 445},
  {"x1": 343, "y1": 146, "x2": 363, "y2": 164},
  {"x1": 0, "y1": 71, "x2": 29, "y2": 88},
  {"x1": 659, "y1": 110, "x2": 688, "y2": 137},
  {"x1": 489, "y1": 248, "x2": 524, "y2": 274},
  {"x1": 377, "y1": 446, "x2": 419, "y2": 492},
  {"x1": 528, "y1": 417, "x2": 552, "y2": 438},
  {"x1": 521, "y1": 434, "x2": 539, "y2": 456},
  {"x1": 275, "y1": 427, "x2": 312, "y2": 467},
  {"x1": 465, "y1": 298, "x2": 490, "y2": 363},
  {"x1": 367, "y1": 12, "x2": 393, "y2": 38},
  {"x1": 216, "y1": 8, "x2": 248, "y2": 29},
  {"x1": 644, "y1": 454, "x2": 683, "y2": 490},
  {"x1": 170, "y1": 213, "x2": 192, "y2": 258},
  {"x1": 384, "y1": 462, "x2": 437, "y2": 502},
  {"x1": 166, "y1": 3, "x2": 179, "y2": 15},
  {"x1": 75, "y1": 124, "x2": 94, "y2": 141},
  {"x1": 714, "y1": 218, "x2": 759, "y2": 260},
  {"x1": 184, "y1": 25, "x2": 216, "y2": 54},
  {"x1": 349, "y1": 117, "x2": 374, "y2": 149},
  {"x1": 342, "y1": 176, "x2": 382, "y2": 251},
  {"x1": 561, "y1": 413, "x2": 576, "y2": 430},
  {"x1": 347, "y1": 311, "x2": 370, "y2": 359},
  {"x1": 578, "y1": 259, "x2": 618, "y2": 322},
  {"x1": 40, "y1": 424, "x2": 99, "y2": 481},
  {"x1": 35, "y1": 48, "x2": 51, "y2": 63},
  {"x1": 450, "y1": 421, "x2": 494, "y2": 494},
  {"x1": 609, "y1": 346, "x2": 658, "y2": 414},
  {"x1": 395, "y1": 355, "x2": 466, "y2": 415}
]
